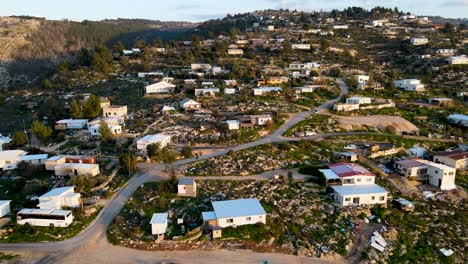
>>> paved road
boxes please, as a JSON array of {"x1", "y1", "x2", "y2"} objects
[{"x1": 0, "y1": 80, "x2": 351, "y2": 264}]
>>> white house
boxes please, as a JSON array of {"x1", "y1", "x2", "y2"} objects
[
  {"x1": 410, "y1": 37, "x2": 429, "y2": 45},
  {"x1": 332, "y1": 185, "x2": 389, "y2": 207},
  {"x1": 150, "y1": 213, "x2": 168, "y2": 235},
  {"x1": 436, "y1": 49, "x2": 456, "y2": 56},
  {"x1": 322, "y1": 163, "x2": 389, "y2": 207},
  {"x1": 137, "y1": 72, "x2": 164, "y2": 78},
  {"x1": 0, "y1": 150, "x2": 26, "y2": 170},
  {"x1": 54, "y1": 163, "x2": 100, "y2": 177},
  {"x1": 333, "y1": 25, "x2": 349, "y2": 29},
  {"x1": 137, "y1": 134, "x2": 171, "y2": 151},
  {"x1": 162, "y1": 77, "x2": 174, "y2": 83},
  {"x1": 354, "y1": 75, "x2": 370, "y2": 83},
  {"x1": 202, "y1": 198, "x2": 266, "y2": 228},
  {"x1": 191, "y1": 63, "x2": 212, "y2": 71},
  {"x1": 433, "y1": 149, "x2": 468, "y2": 170},
  {"x1": 346, "y1": 96, "x2": 372, "y2": 105},
  {"x1": 224, "y1": 80, "x2": 237, "y2": 86},
  {"x1": 224, "y1": 88, "x2": 237, "y2": 95},
  {"x1": 195, "y1": 88, "x2": 220, "y2": 97},
  {"x1": 228, "y1": 49, "x2": 243, "y2": 55},
  {"x1": 448, "y1": 114, "x2": 468, "y2": 127},
  {"x1": 225, "y1": 120, "x2": 240, "y2": 130},
  {"x1": 252, "y1": 87, "x2": 282, "y2": 96},
  {"x1": 291, "y1": 44, "x2": 311, "y2": 50},
  {"x1": 0, "y1": 200, "x2": 11, "y2": 218},
  {"x1": 394, "y1": 79, "x2": 426, "y2": 92},
  {"x1": 19, "y1": 154, "x2": 48, "y2": 166},
  {"x1": 408, "y1": 147, "x2": 426, "y2": 158},
  {"x1": 88, "y1": 124, "x2": 122, "y2": 136},
  {"x1": 102, "y1": 105, "x2": 127, "y2": 118},
  {"x1": 38, "y1": 186, "x2": 81, "y2": 210},
  {"x1": 55, "y1": 119, "x2": 88, "y2": 130},
  {"x1": 201, "y1": 81, "x2": 214, "y2": 87},
  {"x1": 294, "y1": 85, "x2": 318, "y2": 94},
  {"x1": 289, "y1": 62, "x2": 320, "y2": 70},
  {"x1": 177, "y1": 177, "x2": 197, "y2": 197},
  {"x1": 179, "y1": 98, "x2": 202, "y2": 111},
  {"x1": 396, "y1": 159, "x2": 457, "y2": 190},
  {"x1": 145, "y1": 81, "x2": 176, "y2": 94},
  {"x1": 447, "y1": 56, "x2": 468, "y2": 65}
]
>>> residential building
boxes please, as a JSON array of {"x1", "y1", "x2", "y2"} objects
[
  {"x1": 224, "y1": 80, "x2": 237, "y2": 86},
  {"x1": 228, "y1": 49, "x2": 243, "y2": 55},
  {"x1": 354, "y1": 75, "x2": 370, "y2": 83},
  {"x1": 294, "y1": 85, "x2": 318, "y2": 93},
  {"x1": 195, "y1": 88, "x2": 220, "y2": 97},
  {"x1": 289, "y1": 62, "x2": 320, "y2": 70},
  {"x1": 224, "y1": 88, "x2": 237, "y2": 95},
  {"x1": 240, "y1": 115, "x2": 273, "y2": 128},
  {"x1": 201, "y1": 81, "x2": 214, "y2": 87},
  {"x1": 448, "y1": 114, "x2": 468, "y2": 127},
  {"x1": 410, "y1": 37, "x2": 429, "y2": 45},
  {"x1": 433, "y1": 150, "x2": 468, "y2": 170},
  {"x1": 179, "y1": 98, "x2": 202, "y2": 111},
  {"x1": 19, "y1": 154, "x2": 48, "y2": 166},
  {"x1": 0, "y1": 200, "x2": 11, "y2": 218},
  {"x1": 150, "y1": 213, "x2": 168, "y2": 235},
  {"x1": 45, "y1": 156, "x2": 66, "y2": 171},
  {"x1": 54, "y1": 163, "x2": 100, "y2": 177},
  {"x1": 408, "y1": 147, "x2": 426, "y2": 158},
  {"x1": 394, "y1": 79, "x2": 426, "y2": 91},
  {"x1": 137, "y1": 72, "x2": 164, "y2": 78},
  {"x1": 225, "y1": 120, "x2": 240, "y2": 130},
  {"x1": 145, "y1": 81, "x2": 176, "y2": 94},
  {"x1": 102, "y1": 105, "x2": 127, "y2": 117},
  {"x1": 291, "y1": 44, "x2": 311, "y2": 50},
  {"x1": 346, "y1": 96, "x2": 372, "y2": 105},
  {"x1": 37, "y1": 186, "x2": 81, "y2": 210},
  {"x1": 137, "y1": 134, "x2": 171, "y2": 151},
  {"x1": 0, "y1": 150, "x2": 26, "y2": 170},
  {"x1": 177, "y1": 177, "x2": 197, "y2": 197},
  {"x1": 184, "y1": 79, "x2": 197, "y2": 85},
  {"x1": 252, "y1": 87, "x2": 282, "y2": 96},
  {"x1": 428, "y1": 98, "x2": 453, "y2": 107},
  {"x1": 55, "y1": 119, "x2": 88, "y2": 130},
  {"x1": 320, "y1": 163, "x2": 389, "y2": 207},
  {"x1": 395, "y1": 158, "x2": 457, "y2": 190},
  {"x1": 202, "y1": 198, "x2": 266, "y2": 229},
  {"x1": 333, "y1": 25, "x2": 349, "y2": 29},
  {"x1": 447, "y1": 56, "x2": 468, "y2": 65},
  {"x1": 88, "y1": 124, "x2": 122, "y2": 136},
  {"x1": 436, "y1": 49, "x2": 456, "y2": 56},
  {"x1": 191, "y1": 63, "x2": 212, "y2": 71}
]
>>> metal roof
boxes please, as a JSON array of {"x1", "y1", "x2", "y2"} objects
[
  {"x1": 0, "y1": 150, "x2": 26, "y2": 160},
  {"x1": 319, "y1": 169, "x2": 340, "y2": 180},
  {"x1": 332, "y1": 184, "x2": 388, "y2": 196},
  {"x1": 39, "y1": 186, "x2": 75, "y2": 199},
  {"x1": 150, "y1": 213, "x2": 168, "y2": 224},
  {"x1": 327, "y1": 163, "x2": 375, "y2": 178},
  {"x1": 18, "y1": 208, "x2": 71, "y2": 216},
  {"x1": 202, "y1": 211, "x2": 217, "y2": 221},
  {"x1": 178, "y1": 177, "x2": 195, "y2": 185},
  {"x1": 211, "y1": 198, "x2": 266, "y2": 219}
]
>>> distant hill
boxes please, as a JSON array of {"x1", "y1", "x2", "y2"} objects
[{"x1": 0, "y1": 16, "x2": 195, "y2": 84}]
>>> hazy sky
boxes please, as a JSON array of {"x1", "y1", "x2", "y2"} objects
[{"x1": 0, "y1": 0, "x2": 466, "y2": 21}]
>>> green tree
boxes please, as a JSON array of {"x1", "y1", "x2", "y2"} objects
[
  {"x1": 113, "y1": 41, "x2": 126, "y2": 53},
  {"x1": 70, "y1": 99, "x2": 82, "y2": 118},
  {"x1": 134, "y1": 39, "x2": 146, "y2": 49},
  {"x1": 153, "y1": 37, "x2": 163, "y2": 47},
  {"x1": 98, "y1": 120, "x2": 112, "y2": 142},
  {"x1": 31, "y1": 121, "x2": 52, "y2": 145},
  {"x1": 78, "y1": 48, "x2": 91, "y2": 66},
  {"x1": 118, "y1": 151, "x2": 137, "y2": 175},
  {"x1": 147, "y1": 143, "x2": 161, "y2": 160},
  {"x1": 320, "y1": 38, "x2": 330, "y2": 51},
  {"x1": 42, "y1": 79, "x2": 53, "y2": 89},
  {"x1": 180, "y1": 146, "x2": 193, "y2": 158},
  {"x1": 83, "y1": 95, "x2": 102, "y2": 119},
  {"x1": 56, "y1": 61, "x2": 70, "y2": 72},
  {"x1": 11, "y1": 131, "x2": 28, "y2": 147}
]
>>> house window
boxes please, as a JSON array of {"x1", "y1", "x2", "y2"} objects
[
  {"x1": 380, "y1": 196, "x2": 385, "y2": 201},
  {"x1": 259, "y1": 215, "x2": 262, "y2": 219},
  {"x1": 357, "y1": 178, "x2": 361, "y2": 182},
  {"x1": 345, "y1": 198, "x2": 351, "y2": 202},
  {"x1": 226, "y1": 218, "x2": 234, "y2": 223},
  {"x1": 435, "y1": 170, "x2": 439, "y2": 174},
  {"x1": 366, "y1": 178, "x2": 372, "y2": 182},
  {"x1": 371, "y1": 196, "x2": 375, "y2": 200},
  {"x1": 246, "y1": 217, "x2": 251, "y2": 221}
]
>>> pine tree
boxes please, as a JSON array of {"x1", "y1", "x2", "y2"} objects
[
  {"x1": 70, "y1": 99, "x2": 82, "y2": 118},
  {"x1": 98, "y1": 120, "x2": 112, "y2": 142},
  {"x1": 31, "y1": 121, "x2": 52, "y2": 145}
]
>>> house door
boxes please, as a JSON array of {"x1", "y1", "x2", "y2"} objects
[
  {"x1": 74, "y1": 169, "x2": 78, "y2": 176},
  {"x1": 438, "y1": 179, "x2": 442, "y2": 187},
  {"x1": 353, "y1": 197, "x2": 360, "y2": 204}
]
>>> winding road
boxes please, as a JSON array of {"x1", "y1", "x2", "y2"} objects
[{"x1": 0, "y1": 80, "x2": 353, "y2": 263}]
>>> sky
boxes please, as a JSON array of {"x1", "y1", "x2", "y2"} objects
[{"x1": 0, "y1": 0, "x2": 466, "y2": 22}]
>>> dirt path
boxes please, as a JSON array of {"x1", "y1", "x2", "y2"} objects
[{"x1": 346, "y1": 223, "x2": 380, "y2": 262}]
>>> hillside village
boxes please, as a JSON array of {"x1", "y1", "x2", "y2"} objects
[{"x1": 0, "y1": 6, "x2": 467, "y2": 264}]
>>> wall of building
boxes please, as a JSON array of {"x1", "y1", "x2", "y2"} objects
[{"x1": 217, "y1": 214, "x2": 266, "y2": 228}]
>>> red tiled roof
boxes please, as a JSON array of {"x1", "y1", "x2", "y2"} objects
[{"x1": 326, "y1": 163, "x2": 375, "y2": 178}]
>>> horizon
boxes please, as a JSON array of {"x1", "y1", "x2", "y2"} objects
[{"x1": 0, "y1": 0, "x2": 467, "y2": 22}]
